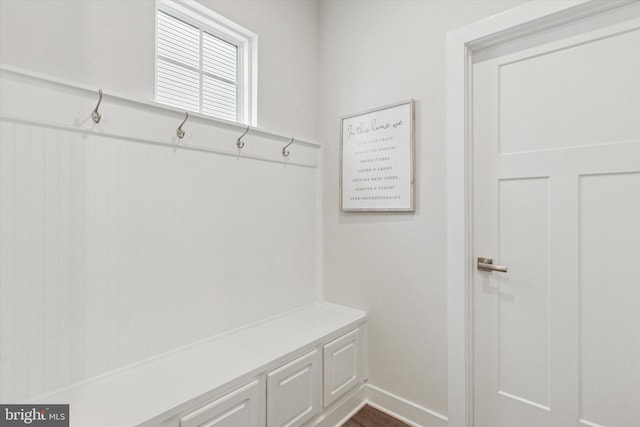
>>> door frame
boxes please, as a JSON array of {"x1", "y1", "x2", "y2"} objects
[{"x1": 445, "y1": 1, "x2": 634, "y2": 426}]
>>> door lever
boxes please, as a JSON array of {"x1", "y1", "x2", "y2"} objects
[{"x1": 477, "y1": 257, "x2": 508, "y2": 273}]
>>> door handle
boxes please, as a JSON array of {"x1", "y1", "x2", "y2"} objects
[{"x1": 477, "y1": 257, "x2": 508, "y2": 273}]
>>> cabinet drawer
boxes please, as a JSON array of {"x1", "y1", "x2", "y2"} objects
[
  {"x1": 323, "y1": 328, "x2": 362, "y2": 407},
  {"x1": 267, "y1": 349, "x2": 320, "y2": 427},
  {"x1": 180, "y1": 378, "x2": 265, "y2": 427}
]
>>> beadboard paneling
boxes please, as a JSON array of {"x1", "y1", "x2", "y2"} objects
[{"x1": 0, "y1": 68, "x2": 321, "y2": 402}]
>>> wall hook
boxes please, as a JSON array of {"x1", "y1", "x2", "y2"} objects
[
  {"x1": 91, "y1": 89, "x2": 103, "y2": 124},
  {"x1": 282, "y1": 137, "x2": 294, "y2": 157},
  {"x1": 236, "y1": 126, "x2": 250, "y2": 149},
  {"x1": 176, "y1": 112, "x2": 189, "y2": 139}
]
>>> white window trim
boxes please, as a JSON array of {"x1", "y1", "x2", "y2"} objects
[{"x1": 155, "y1": 0, "x2": 257, "y2": 125}]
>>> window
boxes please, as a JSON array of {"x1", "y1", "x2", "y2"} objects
[{"x1": 156, "y1": 0, "x2": 257, "y2": 124}]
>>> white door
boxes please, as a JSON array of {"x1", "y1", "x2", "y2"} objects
[{"x1": 472, "y1": 4, "x2": 640, "y2": 427}]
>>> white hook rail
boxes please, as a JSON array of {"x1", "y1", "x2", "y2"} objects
[{"x1": 0, "y1": 65, "x2": 320, "y2": 168}]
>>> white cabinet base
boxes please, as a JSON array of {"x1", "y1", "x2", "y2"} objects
[
  {"x1": 179, "y1": 379, "x2": 265, "y2": 427},
  {"x1": 46, "y1": 304, "x2": 366, "y2": 427},
  {"x1": 323, "y1": 328, "x2": 362, "y2": 407},
  {"x1": 267, "y1": 350, "x2": 320, "y2": 427}
]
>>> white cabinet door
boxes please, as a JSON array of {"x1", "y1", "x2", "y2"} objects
[
  {"x1": 322, "y1": 328, "x2": 361, "y2": 407},
  {"x1": 267, "y1": 350, "x2": 320, "y2": 427},
  {"x1": 180, "y1": 378, "x2": 265, "y2": 427}
]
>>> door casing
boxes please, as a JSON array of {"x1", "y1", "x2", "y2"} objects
[{"x1": 445, "y1": 1, "x2": 636, "y2": 427}]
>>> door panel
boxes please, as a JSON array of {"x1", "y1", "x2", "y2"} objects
[
  {"x1": 473, "y1": 5, "x2": 640, "y2": 427},
  {"x1": 579, "y1": 173, "x2": 640, "y2": 427},
  {"x1": 267, "y1": 350, "x2": 319, "y2": 427},
  {"x1": 179, "y1": 379, "x2": 265, "y2": 427},
  {"x1": 499, "y1": 28, "x2": 640, "y2": 154},
  {"x1": 498, "y1": 178, "x2": 550, "y2": 409},
  {"x1": 323, "y1": 328, "x2": 362, "y2": 407}
]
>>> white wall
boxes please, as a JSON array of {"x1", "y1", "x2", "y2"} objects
[
  {"x1": 0, "y1": 0, "x2": 534, "y2": 419},
  {"x1": 0, "y1": 1, "x2": 155, "y2": 101},
  {"x1": 0, "y1": 0, "x2": 320, "y2": 142},
  {"x1": 0, "y1": 0, "x2": 321, "y2": 402},
  {"x1": 0, "y1": 82, "x2": 320, "y2": 400},
  {"x1": 318, "y1": 0, "x2": 525, "y2": 420}
]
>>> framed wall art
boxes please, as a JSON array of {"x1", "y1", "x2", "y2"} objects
[{"x1": 340, "y1": 100, "x2": 415, "y2": 211}]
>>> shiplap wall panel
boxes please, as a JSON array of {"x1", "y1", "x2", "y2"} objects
[{"x1": 0, "y1": 68, "x2": 320, "y2": 402}]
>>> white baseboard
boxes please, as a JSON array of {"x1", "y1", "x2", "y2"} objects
[
  {"x1": 312, "y1": 384, "x2": 367, "y2": 427},
  {"x1": 364, "y1": 383, "x2": 448, "y2": 427},
  {"x1": 313, "y1": 382, "x2": 448, "y2": 427}
]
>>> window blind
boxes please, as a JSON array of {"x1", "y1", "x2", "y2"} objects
[{"x1": 156, "y1": 10, "x2": 238, "y2": 122}]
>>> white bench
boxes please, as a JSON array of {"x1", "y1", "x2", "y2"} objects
[{"x1": 36, "y1": 302, "x2": 367, "y2": 427}]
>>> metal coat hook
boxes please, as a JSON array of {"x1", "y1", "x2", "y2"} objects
[
  {"x1": 236, "y1": 126, "x2": 250, "y2": 149},
  {"x1": 91, "y1": 89, "x2": 103, "y2": 123},
  {"x1": 282, "y1": 137, "x2": 294, "y2": 157},
  {"x1": 176, "y1": 112, "x2": 189, "y2": 139}
]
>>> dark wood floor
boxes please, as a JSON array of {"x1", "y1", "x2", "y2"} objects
[{"x1": 342, "y1": 405, "x2": 411, "y2": 427}]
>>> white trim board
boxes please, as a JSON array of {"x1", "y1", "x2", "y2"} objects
[
  {"x1": 0, "y1": 64, "x2": 321, "y2": 163},
  {"x1": 314, "y1": 383, "x2": 448, "y2": 427},
  {"x1": 366, "y1": 384, "x2": 448, "y2": 427},
  {"x1": 445, "y1": 1, "x2": 637, "y2": 427}
]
